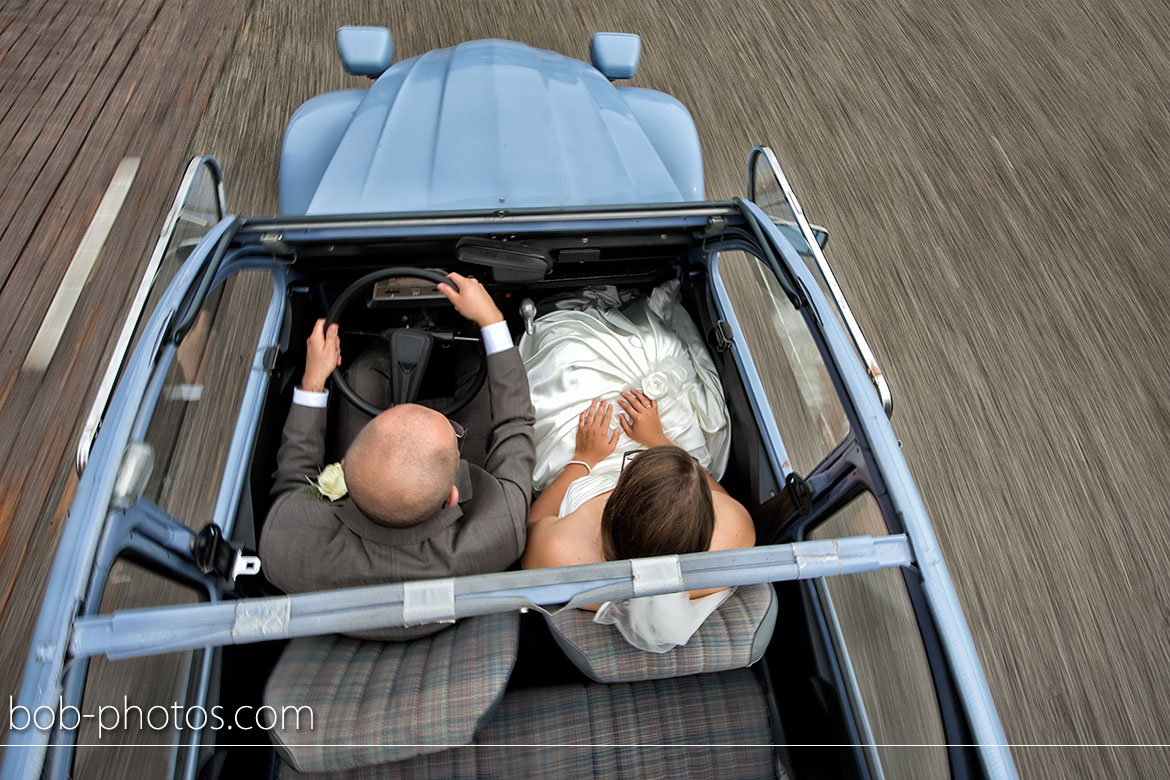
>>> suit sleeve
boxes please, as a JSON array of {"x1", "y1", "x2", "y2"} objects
[
  {"x1": 270, "y1": 402, "x2": 328, "y2": 497},
  {"x1": 481, "y1": 347, "x2": 536, "y2": 545}
]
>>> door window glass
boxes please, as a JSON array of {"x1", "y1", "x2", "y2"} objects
[
  {"x1": 142, "y1": 269, "x2": 271, "y2": 526},
  {"x1": 74, "y1": 560, "x2": 202, "y2": 776},
  {"x1": 750, "y1": 147, "x2": 792, "y2": 226},
  {"x1": 717, "y1": 250, "x2": 848, "y2": 474},
  {"x1": 811, "y1": 493, "x2": 949, "y2": 779}
]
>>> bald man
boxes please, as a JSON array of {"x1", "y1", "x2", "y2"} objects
[{"x1": 259, "y1": 273, "x2": 535, "y2": 639}]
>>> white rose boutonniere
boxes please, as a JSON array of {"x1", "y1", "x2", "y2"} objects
[{"x1": 308, "y1": 462, "x2": 347, "y2": 501}]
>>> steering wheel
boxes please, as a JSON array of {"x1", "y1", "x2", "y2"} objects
[{"x1": 325, "y1": 267, "x2": 488, "y2": 418}]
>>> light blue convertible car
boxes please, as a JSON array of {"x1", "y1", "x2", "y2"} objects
[{"x1": 5, "y1": 29, "x2": 1017, "y2": 780}]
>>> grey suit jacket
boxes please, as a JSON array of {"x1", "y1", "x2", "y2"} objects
[{"x1": 258, "y1": 346, "x2": 535, "y2": 639}]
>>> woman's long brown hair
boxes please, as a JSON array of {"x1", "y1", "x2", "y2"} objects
[{"x1": 601, "y1": 445, "x2": 715, "y2": 561}]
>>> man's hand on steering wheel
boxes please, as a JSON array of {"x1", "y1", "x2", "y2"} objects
[
  {"x1": 437, "y1": 272, "x2": 504, "y2": 328},
  {"x1": 302, "y1": 319, "x2": 342, "y2": 393}
]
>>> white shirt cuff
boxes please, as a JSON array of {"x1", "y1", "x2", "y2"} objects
[
  {"x1": 481, "y1": 320, "x2": 513, "y2": 355},
  {"x1": 293, "y1": 387, "x2": 329, "y2": 408}
]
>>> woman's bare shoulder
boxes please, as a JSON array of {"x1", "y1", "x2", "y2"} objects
[
  {"x1": 711, "y1": 491, "x2": 756, "y2": 551},
  {"x1": 522, "y1": 505, "x2": 605, "y2": 569}
]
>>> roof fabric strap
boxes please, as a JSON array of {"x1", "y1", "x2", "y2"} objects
[
  {"x1": 402, "y1": 578, "x2": 456, "y2": 626},
  {"x1": 630, "y1": 556, "x2": 684, "y2": 597},
  {"x1": 231, "y1": 597, "x2": 291, "y2": 642},
  {"x1": 793, "y1": 536, "x2": 897, "y2": 576}
]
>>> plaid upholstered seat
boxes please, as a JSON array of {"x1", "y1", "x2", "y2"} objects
[
  {"x1": 265, "y1": 612, "x2": 520, "y2": 774},
  {"x1": 283, "y1": 668, "x2": 779, "y2": 779},
  {"x1": 544, "y1": 582, "x2": 777, "y2": 682}
]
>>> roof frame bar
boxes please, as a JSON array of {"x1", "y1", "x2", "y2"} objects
[{"x1": 71, "y1": 533, "x2": 911, "y2": 660}]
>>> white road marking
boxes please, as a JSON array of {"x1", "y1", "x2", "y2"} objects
[{"x1": 22, "y1": 157, "x2": 140, "y2": 373}]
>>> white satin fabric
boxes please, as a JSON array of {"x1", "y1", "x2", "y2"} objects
[
  {"x1": 557, "y1": 472, "x2": 617, "y2": 518},
  {"x1": 594, "y1": 588, "x2": 736, "y2": 653},
  {"x1": 518, "y1": 280, "x2": 730, "y2": 493},
  {"x1": 522, "y1": 281, "x2": 734, "y2": 653}
]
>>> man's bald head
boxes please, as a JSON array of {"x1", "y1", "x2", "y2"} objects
[{"x1": 343, "y1": 404, "x2": 460, "y2": 527}]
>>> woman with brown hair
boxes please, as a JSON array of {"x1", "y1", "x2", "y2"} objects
[{"x1": 522, "y1": 389, "x2": 755, "y2": 651}]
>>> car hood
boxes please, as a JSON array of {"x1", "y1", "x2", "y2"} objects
[{"x1": 306, "y1": 39, "x2": 687, "y2": 214}]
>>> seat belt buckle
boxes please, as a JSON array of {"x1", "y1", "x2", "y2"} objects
[{"x1": 191, "y1": 524, "x2": 262, "y2": 583}]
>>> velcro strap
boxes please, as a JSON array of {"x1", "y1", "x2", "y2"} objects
[
  {"x1": 402, "y1": 579, "x2": 456, "y2": 626},
  {"x1": 232, "y1": 597, "x2": 291, "y2": 642},
  {"x1": 630, "y1": 556, "x2": 684, "y2": 597}
]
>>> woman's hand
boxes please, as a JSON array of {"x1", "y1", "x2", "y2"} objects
[
  {"x1": 617, "y1": 389, "x2": 671, "y2": 448},
  {"x1": 529, "y1": 399, "x2": 618, "y2": 527},
  {"x1": 573, "y1": 399, "x2": 620, "y2": 468}
]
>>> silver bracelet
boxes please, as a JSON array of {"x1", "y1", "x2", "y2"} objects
[{"x1": 565, "y1": 460, "x2": 592, "y2": 474}]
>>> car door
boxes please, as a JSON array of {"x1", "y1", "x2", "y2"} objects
[
  {"x1": 709, "y1": 237, "x2": 972, "y2": 780},
  {"x1": 712, "y1": 158, "x2": 1017, "y2": 779},
  {"x1": 2, "y1": 159, "x2": 253, "y2": 780}
]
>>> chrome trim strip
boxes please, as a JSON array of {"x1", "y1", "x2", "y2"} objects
[
  {"x1": 76, "y1": 156, "x2": 226, "y2": 473},
  {"x1": 748, "y1": 146, "x2": 893, "y2": 416},
  {"x1": 239, "y1": 205, "x2": 738, "y2": 235}
]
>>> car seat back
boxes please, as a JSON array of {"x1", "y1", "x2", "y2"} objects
[
  {"x1": 265, "y1": 612, "x2": 519, "y2": 774},
  {"x1": 542, "y1": 582, "x2": 777, "y2": 682},
  {"x1": 280, "y1": 668, "x2": 780, "y2": 779}
]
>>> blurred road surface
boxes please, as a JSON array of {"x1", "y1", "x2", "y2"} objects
[{"x1": 3, "y1": 1, "x2": 1170, "y2": 778}]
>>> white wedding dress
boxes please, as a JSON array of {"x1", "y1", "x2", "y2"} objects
[
  {"x1": 519, "y1": 280, "x2": 730, "y2": 492},
  {"x1": 519, "y1": 280, "x2": 734, "y2": 652}
]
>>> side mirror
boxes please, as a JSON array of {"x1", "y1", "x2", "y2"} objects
[
  {"x1": 337, "y1": 26, "x2": 394, "y2": 78},
  {"x1": 111, "y1": 442, "x2": 154, "y2": 509},
  {"x1": 590, "y1": 33, "x2": 641, "y2": 80}
]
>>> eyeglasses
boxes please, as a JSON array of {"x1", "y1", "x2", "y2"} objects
[
  {"x1": 440, "y1": 419, "x2": 468, "y2": 511},
  {"x1": 450, "y1": 419, "x2": 466, "y2": 453},
  {"x1": 621, "y1": 449, "x2": 647, "y2": 472}
]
